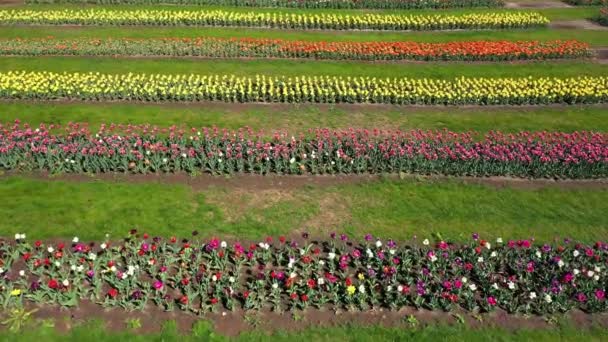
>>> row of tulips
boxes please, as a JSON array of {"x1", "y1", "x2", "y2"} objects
[
  {"x1": 1, "y1": 231, "x2": 607, "y2": 314},
  {"x1": 24, "y1": 0, "x2": 506, "y2": 9},
  {"x1": 0, "y1": 38, "x2": 591, "y2": 62},
  {"x1": 0, "y1": 71, "x2": 606, "y2": 105},
  {"x1": 1, "y1": 122, "x2": 607, "y2": 178},
  {"x1": 0, "y1": 9, "x2": 549, "y2": 30}
]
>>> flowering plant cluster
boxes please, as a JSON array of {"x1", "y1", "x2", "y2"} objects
[
  {"x1": 1, "y1": 231, "x2": 607, "y2": 315},
  {"x1": 1, "y1": 71, "x2": 606, "y2": 105},
  {"x1": 0, "y1": 38, "x2": 590, "y2": 62},
  {"x1": 0, "y1": 9, "x2": 549, "y2": 31},
  {"x1": 1, "y1": 122, "x2": 607, "y2": 178},
  {"x1": 24, "y1": 0, "x2": 505, "y2": 10}
]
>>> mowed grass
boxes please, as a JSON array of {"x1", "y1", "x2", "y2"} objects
[
  {"x1": 1, "y1": 26, "x2": 608, "y2": 47},
  {"x1": 1, "y1": 57, "x2": 605, "y2": 78},
  {"x1": 0, "y1": 175, "x2": 606, "y2": 242},
  {"x1": 2, "y1": 102, "x2": 608, "y2": 133},
  {"x1": 2, "y1": 317, "x2": 608, "y2": 342}
]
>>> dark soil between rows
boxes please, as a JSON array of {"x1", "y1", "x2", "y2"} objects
[
  {"x1": 2, "y1": 170, "x2": 608, "y2": 192},
  {"x1": 16, "y1": 300, "x2": 608, "y2": 337},
  {"x1": 2, "y1": 98, "x2": 608, "y2": 111},
  {"x1": 0, "y1": 0, "x2": 22, "y2": 5},
  {"x1": 1, "y1": 23, "x2": 544, "y2": 34}
]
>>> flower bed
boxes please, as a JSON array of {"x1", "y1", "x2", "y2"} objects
[
  {"x1": 0, "y1": 71, "x2": 606, "y2": 105},
  {"x1": 1, "y1": 231, "x2": 607, "y2": 315},
  {"x1": 0, "y1": 9, "x2": 549, "y2": 30},
  {"x1": 1, "y1": 123, "x2": 607, "y2": 178},
  {"x1": 0, "y1": 38, "x2": 591, "y2": 62},
  {"x1": 24, "y1": 0, "x2": 505, "y2": 10}
]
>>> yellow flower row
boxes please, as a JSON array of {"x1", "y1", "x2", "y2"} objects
[
  {"x1": 0, "y1": 71, "x2": 605, "y2": 105},
  {"x1": 0, "y1": 9, "x2": 549, "y2": 30}
]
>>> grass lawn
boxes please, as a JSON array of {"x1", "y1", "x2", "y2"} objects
[
  {"x1": 2, "y1": 102, "x2": 608, "y2": 133},
  {"x1": 1, "y1": 26, "x2": 608, "y2": 47},
  {"x1": 0, "y1": 57, "x2": 605, "y2": 78},
  {"x1": 2, "y1": 319, "x2": 608, "y2": 342},
  {"x1": 1, "y1": 175, "x2": 606, "y2": 241}
]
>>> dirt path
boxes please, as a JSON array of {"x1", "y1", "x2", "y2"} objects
[
  {"x1": 2, "y1": 171, "x2": 608, "y2": 192},
  {"x1": 22, "y1": 300, "x2": 608, "y2": 336},
  {"x1": 505, "y1": 1, "x2": 573, "y2": 8},
  {"x1": 550, "y1": 20, "x2": 608, "y2": 31}
]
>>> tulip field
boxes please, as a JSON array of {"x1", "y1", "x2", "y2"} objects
[{"x1": 0, "y1": 0, "x2": 607, "y2": 341}]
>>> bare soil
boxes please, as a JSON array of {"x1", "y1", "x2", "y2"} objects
[
  {"x1": 2, "y1": 170, "x2": 608, "y2": 192},
  {"x1": 595, "y1": 48, "x2": 608, "y2": 64},
  {"x1": 2, "y1": 98, "x2": 608, "y2": 111},
  {"x1": 550, "y1": 20, "x2": 608, "y2": 31},
  {"x1": 0, "y1": 0, "x2": 22, "y2": 5},
  {"x1": 505, "y1": 1, "x2": 573, "y2": 8},
  {"x1": 13, "y1": 300, "x2": 607, "y2": 336}
]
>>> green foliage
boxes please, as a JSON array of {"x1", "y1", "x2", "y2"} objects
[
  {"x1": 1, "y1": 308, "x2": 38, "y2": 333},
  {"x1": 0, "y1": 176, "x2": 607, "y2": 241}
]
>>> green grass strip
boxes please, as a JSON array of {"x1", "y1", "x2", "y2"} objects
[
  {"x1": 1, "y1": 57, "x2": 604, "y2": 78},
  {"x1": 1, "y1": 175, "x2": 607, "y2": 241},
  {"x1": 2, "y1": 320, "x2": 608, "y2": 342},
  {"x1": 2, "y1": 102, "x2": 607, "y2": 133}
]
